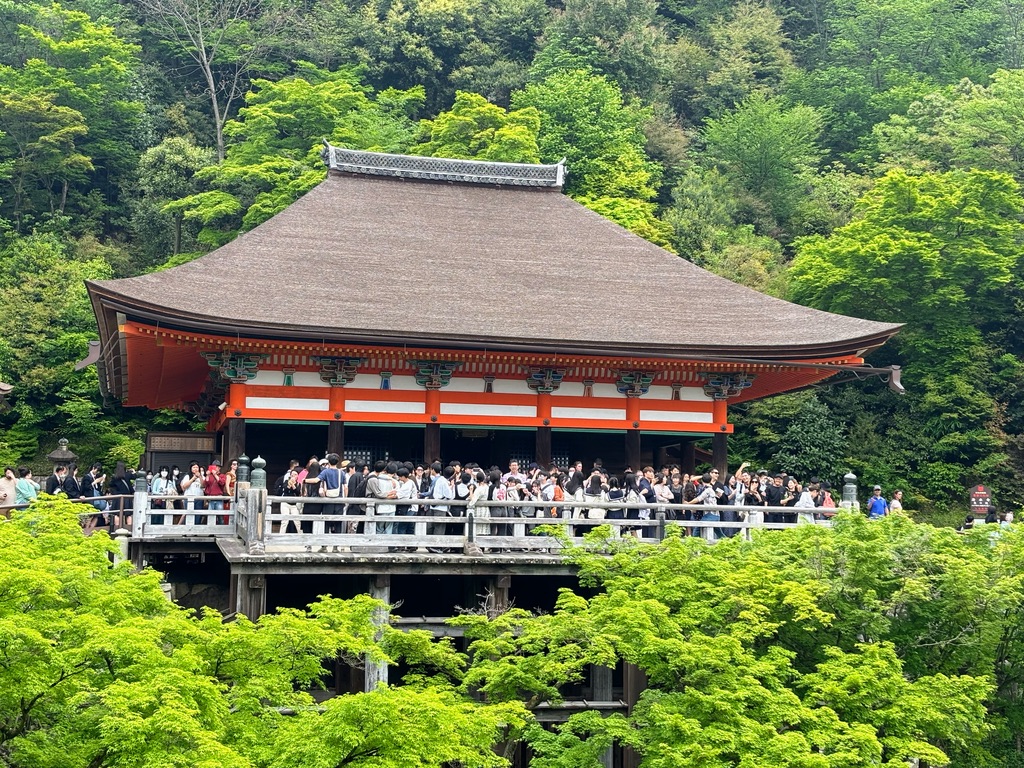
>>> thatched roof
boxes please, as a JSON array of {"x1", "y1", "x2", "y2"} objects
[{"x1": 89, "y1": 149, "x2": 898, "y2": 366}]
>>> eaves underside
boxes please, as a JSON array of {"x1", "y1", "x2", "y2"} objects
[{"x1": 90, "y1": 288, "x2": 902, "y2": 363}]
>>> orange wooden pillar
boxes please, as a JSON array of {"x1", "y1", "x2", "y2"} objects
[
  {"x1": 536, "y1": 392, "x2": 552, "y2": 467},
  {"x1": 424, "y1": 389, "x2": 441, "y2": 464}
]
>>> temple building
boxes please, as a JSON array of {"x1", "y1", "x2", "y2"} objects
[
  {"x1": 86, "y1": 145, "x2": 901, "y2": 473},
  {"x1": 85, "y1": 149, "x2": 902, "y2": 763}
]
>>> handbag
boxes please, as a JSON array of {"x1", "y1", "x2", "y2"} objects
[{"x1": 324, "y1": 467, "x2": 341, "y2": 497}]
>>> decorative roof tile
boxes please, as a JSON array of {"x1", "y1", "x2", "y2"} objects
[{"x1": 322, "y1": 143, "x2": 564, "y2": 188}]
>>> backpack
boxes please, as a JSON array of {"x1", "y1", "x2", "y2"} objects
[
  {"x1": 354, "y1": 473, "x2": 370, "y2": 499},
  {"x1": 821, "y1": 491, "x2": 836, "y2": 508}
]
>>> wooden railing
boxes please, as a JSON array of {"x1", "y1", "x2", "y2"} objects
[{"x1": 124, "y1": 487, "x2": 834, "y2": 553}]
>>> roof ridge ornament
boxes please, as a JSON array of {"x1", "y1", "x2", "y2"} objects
[{"x1": 321, "y1": 141, "x2": 565, "y2": 189}]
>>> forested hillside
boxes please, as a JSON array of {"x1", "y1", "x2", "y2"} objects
[{"x1": 1, "y1": 0, "x2": 1022, "y2": 513}]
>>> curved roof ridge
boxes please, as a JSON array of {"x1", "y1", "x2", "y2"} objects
[{"x1": 321, "y1": 142, "x2": 565, "y2": 188}]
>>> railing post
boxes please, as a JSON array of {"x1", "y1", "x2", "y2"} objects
[
  {"x1": 113, "y1": 528, "x2": 131, "y2": 564},
  {"x1": 245, "y1": 457, "x2": 267, "y2": 554},
  {"x1": 841, "y1": 472, "x2": 859, "y2": 511},
  {"x1": 655, "y1": 510, "x2": 666, "y2": 541},
  {"x1": 132, "y1": 476, "x2": 148, "y2": 538},
  {"x1": 464, "y1": 508, "x2": 482, "y2": 555}
]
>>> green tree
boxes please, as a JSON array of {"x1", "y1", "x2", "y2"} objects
[
  {"x1": 164, "y1": 66, "x2": 424, "y2": 246},
  {"x1": 0, "y1": 1, "x2": 143, "y2": 233},
  {"x1": 0, "y1": 498, "x2": 531, "y2": 766},
  {"x1": 411, "y1": 91, "x2": 541, "y2": 162},
  {"x1": 132, "y1": 136, "x2": 216, "y2": 261},
  {"x1": 512, "y1": 69, "x2": 672, "y2": 248},
  {"x1": 703, "y1": 0, "x2": 796, "y2": 115},
  {"x1": 872, "y1": 70, "x2": 1024, "y2": 183},
  {"x1": 529, "y1": 0, "x2": 667, "y2": 96},
  {"x1": 770, "y1": 392, "x2": 848, "y2": 482},
  {"x1": 135, "y1": 0, "x2": 289, "y2": 162},
  {"x1": 702, "y1": 93, "x2": 823, "y2": 240},
  {"x1": 789, "y1": 169, "x2": 1023, "y2": 501},
  {"x1": 0, "y1": 85, "x2": 90, "y2": 230}
]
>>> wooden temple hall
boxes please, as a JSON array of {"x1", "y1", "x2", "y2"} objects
[
  {"x1": 87, "y1": 145, "x2": 901, "y2": 474},
  {"x1": 84, "y1": 148, "x2": 900, "y2": 758}
]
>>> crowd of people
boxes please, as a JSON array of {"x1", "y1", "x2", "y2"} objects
[
  {"x1": 0, "y1": 462, "x2": 133, "y2": 532},
  {"x1": 263, "y1": 454, "x2": 871, "y2": 545},
  {"x1": 1, "y1": 453, "x2": 985, "y2": 542},
  {"x1": 0, "y1": 459, "x2": 240, "y2": 532}
]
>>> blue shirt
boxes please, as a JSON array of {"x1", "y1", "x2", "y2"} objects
[{"x1": 867, "y1": 495, "x2": 888, "y2": 518}]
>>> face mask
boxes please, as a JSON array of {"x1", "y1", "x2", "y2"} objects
[{"x1": 160, "y1": 470, "x2": 168, "y2": 477}]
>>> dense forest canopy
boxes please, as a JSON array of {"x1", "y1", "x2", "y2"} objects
[
  {"x1": 0, "y1": 0, "x2": 1023, "y2": 515},
  {"x1": 4, "y1": 501, "x2": 1024, "y2": 766}
]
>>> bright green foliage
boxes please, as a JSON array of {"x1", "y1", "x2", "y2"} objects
[
  {"x1": 513, "y1": 70, "x2": 657, "y2": 199},
  {"x1": 790, "y1": 169, "x2": 1021, "y2": 335},
  {"x1": 164, "y1": 66, "x2": 424, "y2": 245},
  {"x1": 0, "y1": 499, "x2": 530, "y2": 767},
  {"x1": 558, "y1": 516, "x2": 1003, "y2": 765},
  {"x1": 265, "y1": 686, "x2": 528, "y2": 768},
  {"x1": 411, "y1": 91, "x2": 541, "y2": 162},
  {"x1": 512, "y1": 69, "x2": 671, "y2": 247},
  {"x1": 790, "y1": 169, "x2": 1024, "y2": 502}
]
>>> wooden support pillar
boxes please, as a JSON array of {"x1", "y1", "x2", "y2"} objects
[
  {"x1": 366, "y1": 574, "x2": 390, "y2": 692},
  {"x1": 424, "y1": 423, "x2": 441, "y2": 464},
  {"x1": 591, "y1": 665, "x2": 615, "y2": 768},
  {"x1": 712, "y1": 432, "x2": 728, "y2": 475},
  {"x1": 623, "y1": 661, "x2": 649, "y2": 768},
  {"x1": 223, "y1": 417, "x2": 245, "y2": 465},
  {"x1": 235, "y1": 573, "x2": 266, "y2": 620},
  {"x1": 625, "y1": 429, "x2": 642, "y2": 472},
  {"x1": 486, "y1": 575, "x2": 511, "y2": 619},
  {"x1": 535, "y1": 426, "x2": 552, "y2": 468},
  {"x1": 327, "y1": 420, "x2": 345, "y2": 457},
  {"x1": 681, "y1": 441, "x2": 696, "y2": 474}
]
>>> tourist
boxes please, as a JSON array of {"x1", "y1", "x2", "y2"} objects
[
  {"x1": 320, "y1": 454, "x2": 344, "y2": 533},
  {"x1": 866, "y1": 485, "x2": 889, "y2": 519},
  {"x1": 605, "y1": 476, "x2": 625, "y2": 530},
  {"x1": 180, "y1": 462, "x2": 205, "y2": 523},
  {"x1": 427, "y1": 463, "x2": 455, "y2": 552},
  {"x1": 794, "y1": 482, "x2": 818, "y2": 524},
  {"x1": 15, "y1": 467, "x2": 39, "y2": 505},
  {"x1": 82, "y1": 463, "x2": 107, "y2": 502},
  {"x1": 687, "y1": 473, "x2": 719, "y2": 538},
  {"x1": 0, "y1": 466, "x2": 16, "y2": 515},
  {"x1": 224, "y1": 459, "x2": 238, "y2": 512},
  {"x1": 108, "y1": 462, "x2": 133, "y2": 529},
  {"x1": 583, "y1": 469, "x2": 608, "y2": 518},
  {"x1": 150, "y1": 466, "x2": 174, "y2": 525},
  {"x1": 890, "y1": 489, "x2": 904, "y2": 512},
  {"x1": 394, "y1": 466, "x2": 418, "y2": 537},
  {"x1": 366, "y1": 461, "x2": 397, "y2": 534},
  {"x1": 44, "y1": 464, "x2": 67, "y2": 495},
  {"x1": 204, "y1": 463, "x2": 228, "y2": 517},
  {"x1": 299, "y1": 460, "x2": 322, "y2": 534}
]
